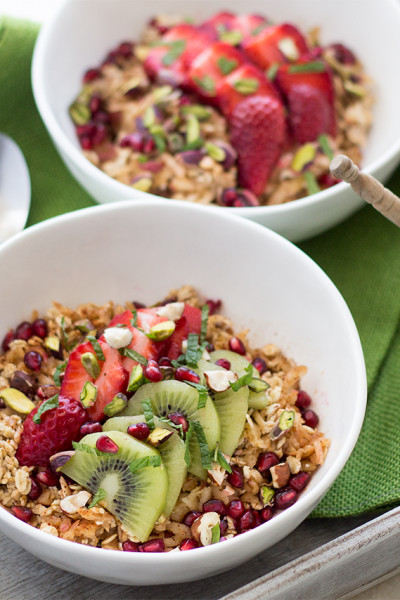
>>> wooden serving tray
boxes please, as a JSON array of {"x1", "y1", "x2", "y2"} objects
[{"x1": 2, "y1": 507, "x2": 399, "y2": 598}]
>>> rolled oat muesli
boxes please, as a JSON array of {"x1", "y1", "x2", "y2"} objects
[
  {"x1": 0, "y1": 287, "x2": 329, "y2": 551},
  {"x1": 69, "y1": 12, "x2": 372, "y2": 207}
]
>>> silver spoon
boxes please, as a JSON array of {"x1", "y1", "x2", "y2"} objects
[{"x1": 0, "y1": 133, "x2": 31, "y2": 242}]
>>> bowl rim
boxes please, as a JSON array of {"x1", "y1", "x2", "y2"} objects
[
  {"x1": 31, "y1": 0, "x2": 400, "y2": 217},
  {"x1": 0, "y1": 199, "x2": 367, "y2": 568}
]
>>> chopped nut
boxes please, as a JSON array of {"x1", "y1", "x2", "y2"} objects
[
  {"x1": 60, "y1": 491, "x2": 92, "y2": 514},
  {"x1": 204, "y1": 370, "x2": 237, "y2": 392},
  {"x1": 147, "y1": 427, "x2": 173, "y2": 447},
  {"x1": 156, "y1": 302, "x2": 185, "y2": 322},
  {"x1": 103, "y1": 326, "x2": 133, "y2": 349},
  {"x1": 287, "y1": 455, "x2": 301, "y2": 474},
  {"x1": 191, "y1": 512, "x2": 220, "y2": 546},
  {"x1": 207, "y1": 462, "x2": 226, "y2": 486},
  {"x1": 15, "y1": 468, "x2": 31, "y2": 495},
  {"x1": 270, "y1": 462, "x2": 290, "y2": 489}
]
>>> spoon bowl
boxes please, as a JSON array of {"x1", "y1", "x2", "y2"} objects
[{"x1": 0, "y1": 133, "x2": 31, "y2": 242}]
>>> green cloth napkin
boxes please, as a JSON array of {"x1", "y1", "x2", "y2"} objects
[{"x1": 1, "y1": 18, "x2": 400, "y2": 518}]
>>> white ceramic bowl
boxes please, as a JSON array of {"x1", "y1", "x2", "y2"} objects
[
  {"x1": 32, "y1": 0, "x2": 400, "y2": 242},
  {"x1": 0, "y1": 200, "x2": 365, "y2": 584}
]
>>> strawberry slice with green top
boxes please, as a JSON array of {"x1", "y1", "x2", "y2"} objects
[
  {"x1": 144, "y1": 24, "x2": 214, "y2": 87},
  {"x1": 200, "y1": 13, "x2": 268, "y2": 45},
  {"x1": 188, "y1": 42, "x2": 246, "y2": 101},
  {"x1": 198, "y1": 12, "x2": 237, "y2": 39},
  {"x1": 275, "y1": 60, "x2": 336, "y2": 143},
  {"x1": 242, "y1": 23, "x2": 309, "y2": 70}
]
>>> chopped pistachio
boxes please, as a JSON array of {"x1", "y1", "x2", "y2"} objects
[
  {"x1": 69, "y1": 101, "x2": 91, "y2": 126},
  {"x1": 147, "y1": 320, "x2": 176, "y2": 341},
  {"x1": 127, "y1": 365, "x2": 145, "y2": 393},
  {"x1": 131, "y1": 176, "x2": 152, "y2": 192},
  {"x1": 186, "y1": 114, "x2": 202, "y2": 149},
  {"x1": 147, "y1": 427, "x2": 173, "y2": 447},
  {"x1": 152, "y1": 85, "x2": 173, "y2": 103},
  {"x1": 181, "y1": 105, "x2": 212, "y2": 120},
  {"x1": 80, "y1": 381, "x2": 97, "y2": 408},
  {"x1": 304, "y1": 171, "x2": 320, "y2": 195},
  {"x1": 119, "y1": 76, "x2": 143, "y2": 95},
  {"x1": 260, "y1": 485, "x2": 275, "y2": 506},
  {"x1": 44, "y1": 335, "x2": 61, "y2": 353},
  {"x1": 343, "y1": 80, "x2": 366, "y2": 97},
  {"x1": 220, "y1": 30, "x2": 243, "y2": 46},
  {"x1": 292, "y1": 143, "x2": 316, "y2": 172},
  {"x1": 0, "y1": 388, "x2": 35, "y2": 414},
  {"x1": 233, "y1": 78, "x2": 260, "y2": 95},
  {"x1": 81, "y1": 352, "x2": 101, "y2": 379},
  {"x1": 270, "y1": 409, "x2": 296, "y2": 440},
  {"x1": 74, "y1": 319, "x2": 93, "y2": 334},
  {"x1": 248, "y1": 378, "x2": 270, "y2": 393},
  {"x1": 143, "y1": 106, "x2": 156, "y2": 128},
  {"x1": 205, "y1": 142, "x2": 225, "y2": 162},
  {"x1": 103, "y1": 393, "x2": 127, "y2": 417}
]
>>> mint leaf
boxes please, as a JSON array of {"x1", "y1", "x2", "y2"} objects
[
  {"x1": 186, "y1": 381, "x2": 208, "y2": 409},
  {"x1": 131, "y1": 310, "x2": 138, "y2": 328},
  {"x1": 266, "y1": 63, "x2": 279, "y2": 81},
  {"x1": 230, "y1": 364, "x2": 254, "y2": 392},
  {"x1": 186, "y1": 333, "x2": 200, "y2": 368},
  {"x1": 288, "y1": 61, "x2": 325, "y2": 74},
  {"x1": 142, "y1": 397, "x2": 155, "y2": 430},
  {"x1": 60, "y1": 316, "x2": 72, "y2": 351},
  {"x1": 192, "y1": 421, "x2": 212, "y2": 469},
  {"x1": 215, "y1": 448, "x2": 232, "y2": 474},
  {"x1": 193, "y1": 75, "x2": 216, "y2": 94},
  {"x1": 87, "y1": 335, "x2": 105, "y2": 362},
  {"x1": 304, "y1": 171, "x2": 321, "y2": 195},
  {"x1": 217, "y1": 56, "x2": 238, "y2": 75},
  {"x1": 33, "y1": 394, "x2": 59, "y2": 424},
  {"x1": 184, "y1": 421, "x2": 194, "y2": 467},
  {"x1": 88, "y1": 487, "x2": 106, "y2": 509},
  {"x1": 211, "y1": 523, "x2": 221, "y2": 544},
  {"x1": 162, "y1": 39, "x2": 186, "y2": 66},
  {"x1": 72, "y1": 441, "x2": 103, "y2": 455},
  {"x1": 233, "y1": 78, "x2": 259, "y2": 95},
  {"x1": 53, "y1": 361, "x2": 67, "y2": 386},
  {"x1": 318, "y1": 134, "x2": 334, "y2": 160},
  {"x1": 122, "y1": 347, "x2": 148, "y2": 366},
  {"x1": 130, "y1": 455, "x2": 162, "y2": 472},
  {"x1": 200, "y1": 304, "x2": 209, "y2": 344}
]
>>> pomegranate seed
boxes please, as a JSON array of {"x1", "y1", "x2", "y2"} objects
[
  {"x1": 36, "y1": 470, "x2": 59, "y2": 487},
  {"x1": 206, "y1": 342, "x2": 215, "y2": 352},
  {"x1": 275, "y1": 488, "x2": 298, "y2": 510},
  {"x1": 182, "y1": 510, "x2": 202, "y2": 527},
  {"x1": 232, "y1": 190, "x2": 259, "y2": 207},
  {"x1": 76, "y1": 123, "x2": 96, "y2": 138},
  {"x1": 179, "y1": 538, "x2": 199, "y2": 551},
  {"x1": 143, "y1": 136, "x2": 155, "y2": 154},
  {"x1": 219, "y1": 188, "x2": 238, "y2": 207},
  {"x1": 228, "y1": 337, "x2": 246, "y2": 355},
  {"x1": 80, "y1": 421, "x2": 103, "y2": 436},
  {"x1": 252, "y1": 510, "x2": 262, "y2": 527},
  {"x1": 132, "y1": 301, "x2": 147, "y2": 309},
  {"x1": 92, "y1": 124, "x2": 108, "y2": 146},
  {"x1": 159, "y1": 356, "x2": 172, "y2": 367},
  {"x1": 1, "y1": 329, "x2": 15, "y2": 352},
  {"x1": 96, "y1": 435, "x2": 119, "y2": 454},
  {"x1": 122, "y1": 540, "x2": 140, "y2": 552},
  {"x1": 256, "y1": 452, "x2": 279, "y2": 474},
  {"x1": 205, "y1": 299, "x2": 222, "y2": 315},
  {"x1": 83, "y1": 68, "x2": 101, "y2": 84},
  {"x1": 89, "y1": 94, "x2": 102, "y2": 115},
  {"x1": 215, "y1": 358, "x2": 231, "y2": 370},
  {"x1": 252, "y1": 357, "x2": 267, "y2": 375},
  {"x1": 227, "y1": 499, "x2": 245, "y2": 519},
  {"x1": 260, "y1": 506, "x2": 274, "y2": 522},
  {"x1": 290, "y1": 471, "x2": 311, "y2": 492},
  {"x1": 80, "y1": 135, "x2": 93, "y2": 150},
  {"x1": 175, "y1": 367, "x2": 200, "y2": 384},
  {"x1": 227, "y1": 465, "x2": 244, "y2": 489},
  {"x1": 302, "y1": 409, "x2": 319, "y2": 429},
  {"x1": 127, "y1": 422, "x2": 150, "y2": 440},
  {"x1": 319, "y1": 173, "x2": 338, "y2": 189},
  {"x1": 11, "y1": 506, "x2": 33, "y2": 523},
  {"x1": 139, "y1": 538, "x2": 165, "y2": 553},
  {"x1": 144, "y1": 359, "x2": 163, "y2": 382},
  {"x1": 9, "y1": 370, "x2": 37, "y2": 397},
  {"x1": 120, "y1": 133, "x2": 144, "y2": 151},
  {"x1": 330, "y1": 43, "x2": 356, "y2": 65},
  {"x1": 220, "y1": 518, "x2": 228, "y2": 536},
  {"x1": 168, "y1": 412, "x2": 189, "y2": 433},
  {"x1": 28, "y1": 477, "x2": 42, "y2": 501},
  {"x1": 238, "y1": 509, "x2": 255, "y2": 532},
  {"x1": 23, "y1": 351, "x2": 43, "y2": 372},
  {"x1": 203, "y1": 499, "x2": 226, "y2": 516},
  {"x1": 31, "y1": 318, "x2": 48, "y2": 339},
  {"x1": 94, "y1": 110, "x2": 111, "y2": 125},
  {"x1": 117, "y1": 41, "x2": 134, "y2": 58},
  {"x1": 15, "y1": 321, "x2": 32, "y2": 341},
  {"x1": 296, "y1": 390, "x2": 312, "y2": 409}
]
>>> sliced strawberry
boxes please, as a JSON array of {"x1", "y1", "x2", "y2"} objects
[
  {"x1": 229, "y1": 94, "x2": 287, "y2": 196},
  {"x1": 188, "y1": 42, "x2": 246, "y2": 101},
  {"x1": 60, "y1": 341, "x2": 96, "y2": 402},
  {"x1": 233, "y1": 14, "x2": 269, "y2": 41},
  {"x1": 275, "y1": 61, "x2": 336, "y2": 143},
  {"x1": 217, "y1": 63, "x2": 278, "y2": 116},
  {"x1": 87, "y1": 340, "x2": 128, "y2": 421},
  {"x1": 199, "y1": 12, "x2": 237, "y2": 38},
  {"x1": 242, "y1": 23, "x2": 309, "y2": 70},
  {"x1": 164, "y1": 304, "x2": 202, "y2": 360},
  {"x1": 144, "y1": 24, "x2": 214, "y2": 87}
]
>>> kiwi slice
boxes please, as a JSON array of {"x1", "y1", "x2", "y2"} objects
[
  {"x1": 60, "y1": 430, "x2": 167, "y2": 542},
  {"x1": 122, "y1": 380, "x2": 220, "y2": 479},
  {"x1": 195, "y1": 359, "x2": 248, "y2": 456},
  {"x1": 103, "y1": 415, "x2": 187, "y2": 517},
  {"x1": 210, "y1": 350, "x2": 270, "y2": 409}
]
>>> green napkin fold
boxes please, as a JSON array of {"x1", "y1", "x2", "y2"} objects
[{"x1": 1, "y1": 18, "x2": 400, "y2": 518}]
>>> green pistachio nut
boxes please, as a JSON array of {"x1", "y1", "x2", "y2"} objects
[
  {"x1": 248, "y1": 378, "x2": 270, "y2": 393},
  {"x1": 44, "y1": 335, "x2": 61, "y2": 353},
  {"x1": 292, "y1": 143, "x2": 317, "y2": 172},
  {"x1": 205, "y1": 143, "x2": 225, "y2": 163},
  {"x1": 181, "y1": 105, "x2": 212, "y2": 121},
  {"x1": 80, "y1": 381, "x2": 98, "y2": 408},
  {"x1": 0, "y1": 388, "x2": 35, "y2": 415},
  {"x1": 127, "y1": 365, "x2": 144, "y2": 393},
  {"x1": 103, "y1": 393, "x2": 127, "y2": 417},
  {"x1": 69, "y1": 101, "x2": 91, "y2": 126},
  {"x1": 147, "y1": 427, "x2": 173, "y2": 447},
  {"x1": 81, "y1": 352, "x2": 101, "y2": 379},
  {"x1": 147, "y1": 320, "x2": 176, "y2": 341},
  {"x1": 260, "y1": 485, "x2": 275, "y2": 506},
  {"x1": 131, "y1": 177, "x2": 153, "y2": 193}
]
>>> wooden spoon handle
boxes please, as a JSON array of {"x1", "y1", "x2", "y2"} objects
[{"x1": 330, "y1": 155, "x2": 400, "y2": 227}]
